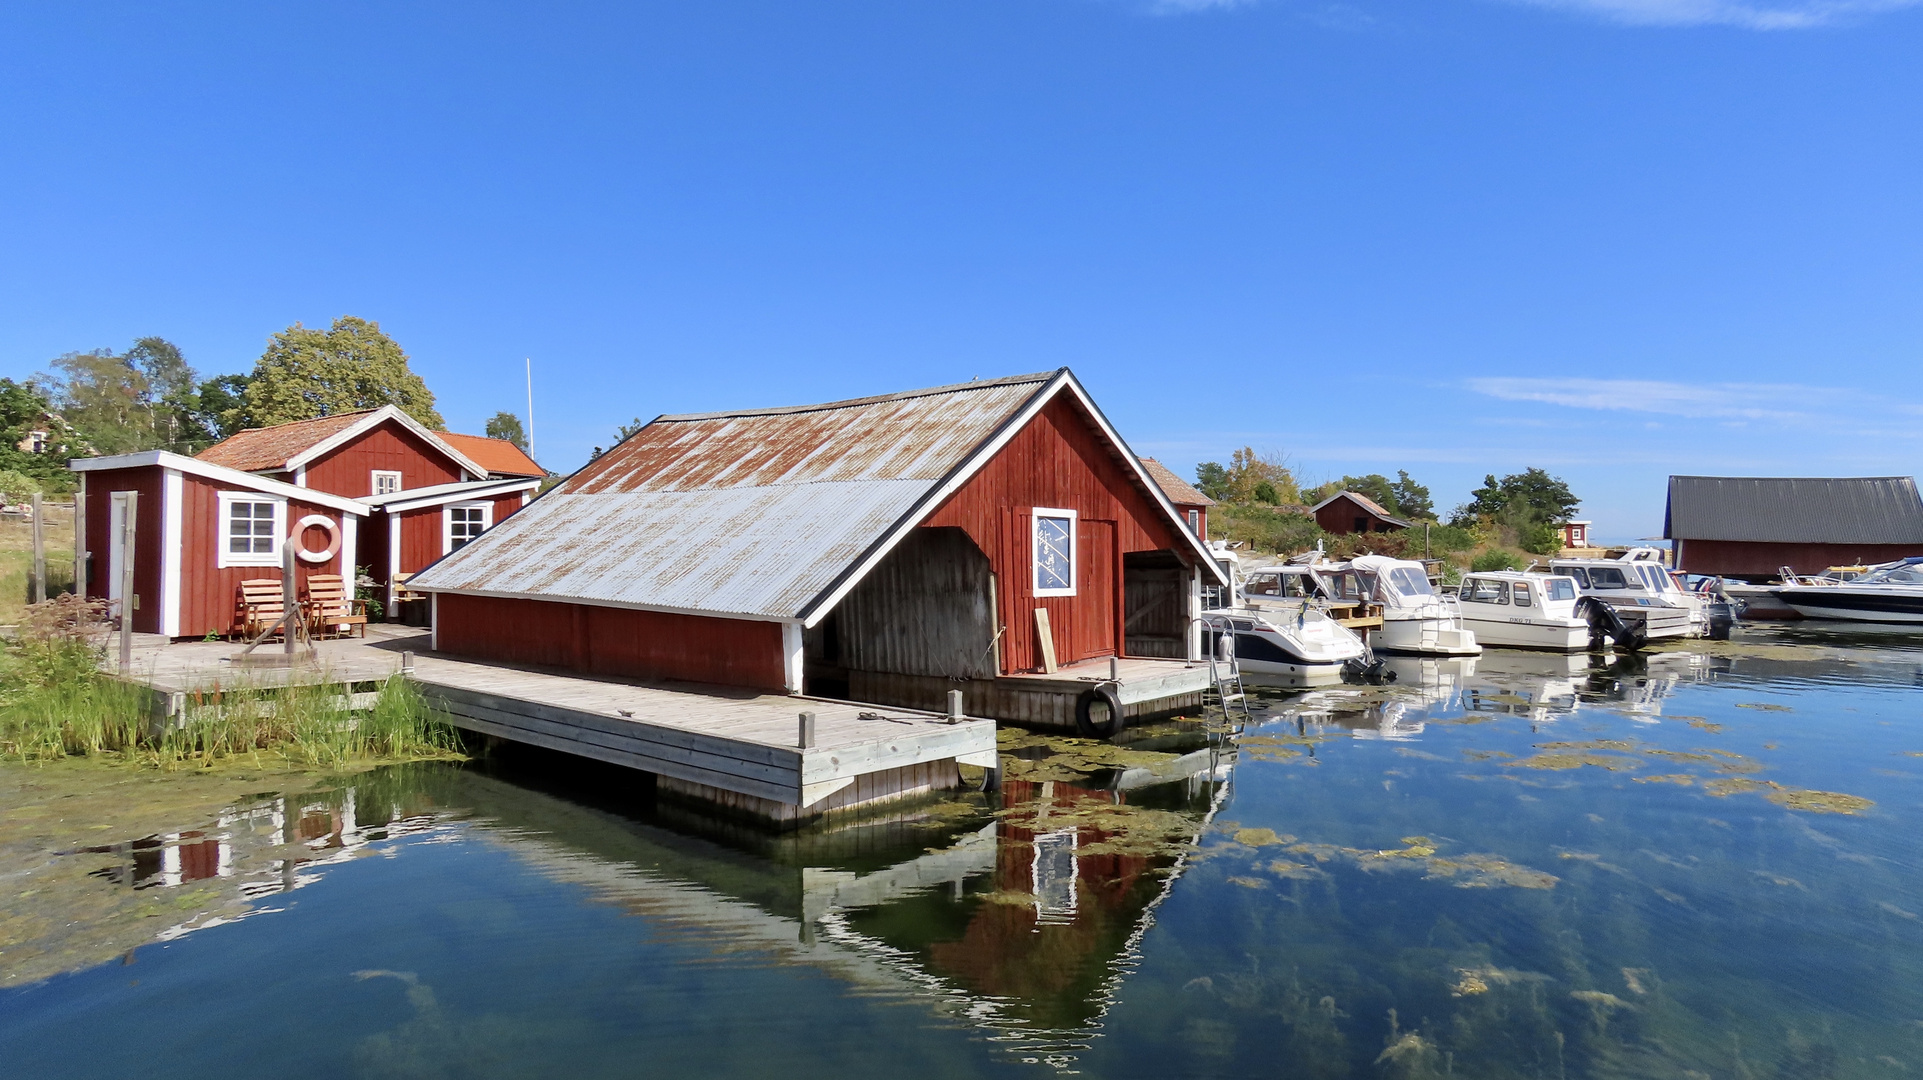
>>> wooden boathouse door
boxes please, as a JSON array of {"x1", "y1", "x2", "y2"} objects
[{"x1": 1077, "y1": 519, "x2": 1116, "y2": 663}]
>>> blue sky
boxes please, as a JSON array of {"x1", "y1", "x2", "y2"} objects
[{"x1": 2, "y1": 1, "x2": 1918, "y2": 536}]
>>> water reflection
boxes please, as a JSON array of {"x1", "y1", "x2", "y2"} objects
[{"x1": 8, "y1": 627, "x2": 1923, "y2": 1078}]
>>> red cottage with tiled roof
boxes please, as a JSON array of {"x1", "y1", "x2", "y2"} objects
[
  {"x1": 437, "y1": 432, "x2": 546, "y2": 480},
  {"x1": 71, "y1": 406, "x2": 541, "y2": 638},
  {"x1": 1139, "y1": 458, "x2": 1213, "y2": 542},
  {"x1": 1312, "y1": 490, "x2": 1410, "y2": 536}
]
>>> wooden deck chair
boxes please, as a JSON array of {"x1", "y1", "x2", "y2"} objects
[
  {"x1": 302, "y1": 574, "x2": 369, "y2": 639},
  {"x1": 237, "y1": 579, "x2": 290, "y2": 641}
]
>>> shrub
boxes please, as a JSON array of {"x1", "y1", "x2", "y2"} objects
[
  {"x1": 1519, "y1": 521, "x2": 1563, "y2": 556},
  {"x1": 0, "y1": 469, "x2": 40, "y2": 507},
  {"x1": 1471, "y1": 549, "x2": 1525, "y2": 573},
  {"x1": 1423, "y1": 524, "x2": 1478, "y2": 554}
]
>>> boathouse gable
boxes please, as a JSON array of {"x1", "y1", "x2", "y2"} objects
[{"x1": 1312, "y1": 490, "x2": 1410, "y2": 535}]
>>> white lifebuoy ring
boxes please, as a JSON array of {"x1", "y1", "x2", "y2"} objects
[{"x1": 292, "y1": 515, "x2": 341, "y2": 564}]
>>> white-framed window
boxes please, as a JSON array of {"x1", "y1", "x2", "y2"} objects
[
  {"x1": 444, "y1": 502, "x2": 492, "y2": 554},
  {"x1": 371, "y1": 470, "x2": 402, "y2": 496},
  {"x1": 1032, "y1": 507, "x2": 1077, "y2": 597},
  {"x1": 216, "y1": 491, "x2": 285, "y2": 568},
  {"x1": 1185, "y1": 509, "x2": 1200, "y2": 535}
]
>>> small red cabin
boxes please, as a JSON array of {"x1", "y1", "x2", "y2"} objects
[
  {"x1": 1140, "y1": 458, "x2": 1213, "y2": 543},
  {"x1": 408, "y1": 370, "x2": 1228, "y2": 696},
  {"x1": 71, "y1": 406, "x2": 540, "y2": 638},
  {"x1": 1312, "y1": 490, "x2": 1409, "y2": 535}
]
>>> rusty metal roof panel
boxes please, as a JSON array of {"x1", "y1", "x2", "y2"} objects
[{"x1": 408, "y1": 374, "x2": 1057, "y2": 619}]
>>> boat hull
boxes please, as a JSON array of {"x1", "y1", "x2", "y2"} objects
[
  {"x1": 1459, "y1": 616, "x2": 1591, "y2": 652},
  {"x1": 1778, "y1": 587, "x2": 1923, "y2": 623}
]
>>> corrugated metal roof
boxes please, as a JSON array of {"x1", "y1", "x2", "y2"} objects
[
  {"x1": 1140, "y1": 458, "x2": 1214, "y2": 507},
  {"x1": 1665, "y1": 475, "x2": 1923, "y2": 543},
  {"x1": 438, "y1": 432, "x2": 545, "y2": 478},
  {"x1": 409, "y1": 374, "x2": 1057, "y2": 620},
  {"x1": 197, "y1": 410, "x2": 377, "y2": 472}
]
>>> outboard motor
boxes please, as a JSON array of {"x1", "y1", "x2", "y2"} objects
[
  {"x1": 1578, "y1": 596, "x2": 1648, "y2": 653},
  {"x1": 1341, "y1": 651, "x2": 1398, "y2": 684}
]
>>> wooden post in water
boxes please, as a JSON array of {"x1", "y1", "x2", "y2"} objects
[
  {"x1": 118, "y1": 491, "x2": 137, "y2": 675},
  {"x1": 798, "y1": 710, "x2": 816, "y2": 749},
  {"x1": 946, "y1": 689, "x2": 963, "y2": 724},
  {"x1": 30, "y1": 491, "x2": 44, "y2": 605},
  {"x1": 282, "y1": 541, "x2": 298, "y2": 660}
]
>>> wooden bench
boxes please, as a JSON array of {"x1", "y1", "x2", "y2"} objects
[
  {"x1": 303, "y1": 574, "x2": 369, "y2": 639},
  {"x1": 236, "y1": 579, "x2": 291, "y2": 641}
]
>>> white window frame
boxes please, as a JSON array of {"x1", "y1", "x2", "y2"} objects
[
  {"x1": 371, "y1": 470, "x2": 403, "y2": 497},
  {"x1": 1032, "y1": 506, "x2": 1078, "y2": 598},
  {"x1": 216, "y1": 491, "x2": 286, "y2": 568},
  {"x1": 443, "y1": 501, "x2": 493, "y2": 555}
]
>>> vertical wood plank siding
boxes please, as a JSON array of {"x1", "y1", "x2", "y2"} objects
[
  {"x1": 831, "y1": 527, "x2": 996, "y2": 680},
  {"x1": 302, "y1": 419, "x2": 464, "y2": 497},
  {"x1": 1675, "y1": 539, "x2": 1923, "y2": 578},
  {"x1": 436, "y1": 594, "x2": 788, "y2": 691},
  {"x1": 921, "y1": 395, "x2": 1192, "y2": 672}
]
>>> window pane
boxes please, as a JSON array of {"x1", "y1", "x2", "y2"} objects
[
  {"x1": 1035, "y1": 516, "x2": 1072, "y2": 591},
  {"x1": 1514, "y1": 582, "x2": 1533, "y2": 607}
]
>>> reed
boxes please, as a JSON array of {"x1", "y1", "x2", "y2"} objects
[{"x1": 0, "y1": 597, "x2": 463, "y2": 768}]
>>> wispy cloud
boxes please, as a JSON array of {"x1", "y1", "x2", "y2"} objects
[
  {"x1": 1143, "y1": 0, "x2": 1260, "y2": 13},
  {"x1": 1500, "y1": 0, "x2": 1923, "y2": 29},
  {"x1": 1464, "y1": 377, "x2": 1844, "y2": 422}
]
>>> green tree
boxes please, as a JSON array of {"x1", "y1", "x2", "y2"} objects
[
  {"x1": 615, "y1": 417, "x2": 647, "y2": 442},
  {"x1": 125, "y1": 337, "x2": 204, "y2": 452},
  {"x1": 189, "y1": 374, "x2": 251, "y2": 445},
  {"x1": 242, "y1": 316, "x2": 444, "y2": 430},
  {"x1": 1194, "y1": 462, "x2": 1231, "y2": 501},
  {"x1": 485, "y1": 411, "x2": 528, "y2": 450},
  {"x1": 1389, "y1": 470, "x2": 1434, "y2": 520},
  {"x1": 1339, "y1": 473, "x2": 1401, "y2": 516},
  {"x1": 35, "y1": 350, "x2": 155, "y2": 455},
  {"x1": 0, "y1": 379, "x2": 76, "y2": 487}
]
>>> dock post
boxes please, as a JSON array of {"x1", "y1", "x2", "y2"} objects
[
  {"x1": 30, "y1": 491, "x2": 44, "y2": 605},
  {"x1": 118, "y1": 490, "x2": 137, "y2": 675},
  {"x1": 946, "y1": 689, "x2": 963, "y2": 724},
  {"x1": 1109, "y1": 656, "x2": 1120, "y2": 682},
  {"x1": 798, "y1": 710, "x2": 816, "y2": 749},
  {"x1": 401, "y1": 650, "x2": 415, "y2": 676}
]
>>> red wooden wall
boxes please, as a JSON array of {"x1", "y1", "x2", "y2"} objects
[
  {"x1": 436, "y1": 594, "x2": 786, "y2": 690},
  {"x1": 370, "y1": 490, "x2": 532, "y2": 590},
  {"x1": 81, "y1": 467, "x2": 165, "y2": 634},
  {"x1": 1677, "y1": 539, "x2": 1923, "y2": 579},
  {"x1": 1314, "y1": 494, "x2": 1400, "y2": 535},
  {"x1": 303, "y1": 419, "x2": 465, "y2": 499},
  {"x1": 176, "y1": 474, "x2": 354, "y2": 638},
  {"x1": 921, "y1": 395, "x2": 1194, "y2": 672}
]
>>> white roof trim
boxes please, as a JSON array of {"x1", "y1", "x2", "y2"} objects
[
  {"x1": 280, "y1": 405, "x2": 488, "y2": 479},
  {"x1": 793, "y1": 369, "x2": 1227, "y2": 629},
  {"x1": 367, "y1": 478, "x2": 540, "y2": 513},
  {"x1": 69, "y1": 451, "x2": 371, "y2": 515}
]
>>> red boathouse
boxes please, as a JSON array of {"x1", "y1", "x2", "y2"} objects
[{"x1": 407, "y1": 370, "x2": 1228, "y2": 701}]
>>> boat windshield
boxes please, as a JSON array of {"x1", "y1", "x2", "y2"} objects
[
  {"x1": 1462, "y1": 578, "x2": 1509, "y2": 605},
  {"x1": 1861, "y1": 562, "x2": 1923, "y2": 585},
  {"x1": 1387, "y1": 567, "x2": 1433, "y2": 597},
  {"x1": 1544, "y1": 577, "x2": 1577, "y2": 601},
  {"x1": 1581, "y1": 566, "x2": 1632, "y2": 590},
  {"x1": 1246, "y1": 571, "x2": 1315, "y2": 598}
]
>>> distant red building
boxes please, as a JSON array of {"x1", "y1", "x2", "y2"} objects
[
  {"x1": 1139, "y1": 458, "x2": 1213, "y2": 542},
  {"x1": 71, "y1": 406, "x2": 541, "y2": 637},
  {"x1": 1666, "y1": 475, "x2": 1923, "y2": 579},
  {"x1": 1311, "y1": 490, "x2": 1409, "y2": 535}
]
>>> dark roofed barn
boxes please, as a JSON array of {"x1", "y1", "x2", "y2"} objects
[
  {"x1": 1665, "y1": 475, "x2": 1923, "y2": 579},
  {"x1": 1312, "y1": 490, "x2": 1410, "y2": 536}
]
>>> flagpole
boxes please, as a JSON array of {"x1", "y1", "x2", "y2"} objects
[{"x1": 525, "y1": 357, "x2": 535, "y2": 462}]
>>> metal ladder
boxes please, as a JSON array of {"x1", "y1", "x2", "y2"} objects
[{"x1": 1199, "y1": 615, "x2": 1251, "y2": 724}]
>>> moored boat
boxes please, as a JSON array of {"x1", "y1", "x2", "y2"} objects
[
  {"x1": 1348, "y1": 555, "x2": 1482, "y2": 657},
  {"x1": 1777, "y1": 558, "x2": 1923, "y2": 622},
  {"x1": 1454, "y1": 571, "x2": 1593, "y2": 651},
  {"x1": 1549, "y1": 550, "x2": 1697, "y2": 640}
]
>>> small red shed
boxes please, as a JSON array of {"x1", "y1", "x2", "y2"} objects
[
  {"x1": 1312, "y1": 490, "x2": 1410, "y2": 535},
  {"x1": 1139, "y1": 458, "x2": 1213, "y2": 542},
  {"x1": 407, "y1": 370, "x2": 1228, "y2": 696}
]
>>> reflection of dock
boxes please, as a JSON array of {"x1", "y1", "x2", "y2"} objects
[
  {"x1": 110, "y1": 627, "x2": 997, "y2": 829},
  {"x1": 850, "y1": 655, "x2": 1212, "y2": 730}
]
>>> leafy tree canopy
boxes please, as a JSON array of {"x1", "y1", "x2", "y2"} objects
[
  {"x1": 0, "y1": 379, "x2": 77, "y2": 487},
  {"x1": 242, "y1": 317, "x2": 444, "y2": 430},
  {"x1": 1451, "y1": 468, "x2": 1579, "y2": 528},
  {"x1": 1195, "y1": 462, "x2": 1231, "y2": 501},
  {"x1": 615, "y1": 417, "x2": 647, "y2": 442},
  {"x1": 35, "y1": 350, "x2": 155, "y2": 456},
  {"x1": 485, "y1": 411, "x2": 528, "y2": 451},
  {"x1": 1195, "y1": 448, "x2": 1299, "y2": 505}
]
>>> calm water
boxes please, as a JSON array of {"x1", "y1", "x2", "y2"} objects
[{"x1": 6, "y1": 626, "x2": 1923, "y2": 1079}]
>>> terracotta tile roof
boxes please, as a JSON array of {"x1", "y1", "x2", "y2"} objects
[
  {"x1": 439, "y1": 432, "x2": 545, "y2": 478},
  {"x1": 195, "y1": 410, "x2": 380, "y2": 473},
  {"x1": 1140, "y1": 458, "x2": 1214, "y2": 507}
]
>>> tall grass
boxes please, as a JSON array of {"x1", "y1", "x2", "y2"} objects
[{"x1": 0, "y1": 596, "x2": 463, "y2": 769}]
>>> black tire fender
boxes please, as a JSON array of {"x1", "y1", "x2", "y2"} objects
[{"x1": 1074, "y1": 683, "x2": 1127, "y2": 740}]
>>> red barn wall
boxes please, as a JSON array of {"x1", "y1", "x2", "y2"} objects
[
  {"x1": 82, "y1": 467, "x2": 165, "y2": 635},
  {"x1": 435, "y1": 594, "x2": 786, "y2": 691},
  {"x1": 302, "y1": 420, "x2": 465, "y2": 499},
  {"x1": 1677, "y1": 539, "x2": 1923, "y2": 579},
  {"x1": 921, "y1": 395, "x2": 1193, "y2": 672},
  {"x1": 1314, "y1": 494, "x2": 1400, "y2": 535}
]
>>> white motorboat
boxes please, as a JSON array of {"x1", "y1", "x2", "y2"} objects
[
  {"x1": 1201, "y1": 600, "x2": 1368, "y2": 686},
  {"x1": 1348, "y1": 555, "x2": 1482, "y2": 657},
  {"x1": 1720, "y1": 564, "x2": 1877, "y2": 621},
  {"x1": 1777, "y1": 558, "x2": 1923, "y2": 622},
  {"x1": 1549, "y1": 549, "x2": 1697, "y2": 640},
  {"x1": 1454, "y1": 571, "x2": 1594, "y2": 651}
]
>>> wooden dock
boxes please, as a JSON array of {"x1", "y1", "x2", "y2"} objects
[
  {"x1": 848, "y1": 654, "x2": 1214, "y2": 730},
  {"x1": 110, "y1": 627, "x2": 999, "y2": 828}
]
